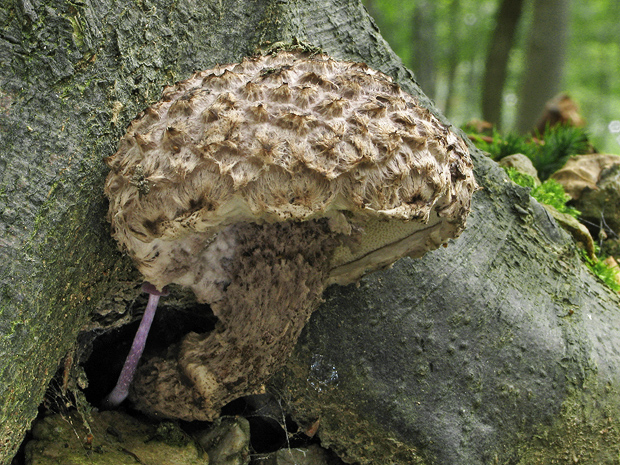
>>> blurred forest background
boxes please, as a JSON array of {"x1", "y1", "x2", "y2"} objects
[{"x1": 363, "y1": 0, "x2": 620, "y2": 153}]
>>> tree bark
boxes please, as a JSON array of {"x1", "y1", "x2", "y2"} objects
[
  {"x1": 0, "y1": 0, "x2": 618, "y2": 464},
  {"x1": 516, "y1": 0, "x2": 570, "y2": 133},
  {"x1": 481, "y1": 0, "x2": 525, "y2": 127}
]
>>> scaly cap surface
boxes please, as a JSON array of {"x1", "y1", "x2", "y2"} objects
[{"x1": 105, "y1": 51, "x2": 476, "y2": 296}]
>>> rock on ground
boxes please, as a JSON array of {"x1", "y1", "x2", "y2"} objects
[
  {"x1": 25, "y1": 410, "x2": 207, "y2": 465},
  {"x1": 254, "y1": 444, "x2": 345, "y2": 465},
  {"x1": 194, "y1": 416, "x2": 251, "y2": 465}
]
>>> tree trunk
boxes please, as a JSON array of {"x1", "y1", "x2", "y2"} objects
[
  {"x1": 516, "y1": 0, "x2": 570, "y2": 133},
  {"x1": 411, "y1": 0, "x2": 437, "y2": 99},
  {"x1": 1, "y1": 1, "x2": 619, "y2": 464},
  {"x1": 442, "y1": 0, "x2": 461, "y2": 117},
  {"x1": 481, "y1": 0, "x2": 525, "y2": 127}
]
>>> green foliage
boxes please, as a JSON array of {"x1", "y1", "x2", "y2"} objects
[
  {"x1": 469, "y1": 130, "x2": 535, "y2": 161},
  {"x1": 503, "y1": 167, "x2": 581, "y2": 218},
  {"x1": 531, "y1": 125, "x2": 591, "y2": 180},
  {"x1": 581, "y1": 249, "x2": 620, "y2": 293},
  {"x1": 468, "y1": 125, "x2": 590, "y2": 180},
  {"x1": 531, "y1": 179, "x2": 581, "y2": 219}
]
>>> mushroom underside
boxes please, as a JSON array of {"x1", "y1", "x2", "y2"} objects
[
  {"x1": 130, "y1": 219, "x2": 339, "y2": 420},
  {"x1": 128, "y1": 207, "x2": 468, "y2": 420}
]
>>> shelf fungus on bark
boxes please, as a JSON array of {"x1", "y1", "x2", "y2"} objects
[{"x1": 103, "y1": 50, "x2": 477, "y2": 420}]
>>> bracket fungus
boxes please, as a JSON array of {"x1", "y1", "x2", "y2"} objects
[{"x1": 104, "y1": 50, "x2": 477, "y2": 420}]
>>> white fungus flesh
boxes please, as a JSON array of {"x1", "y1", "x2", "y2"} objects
[{"x1": 104, "y1": 50, "x2": 477, "y2": 420}]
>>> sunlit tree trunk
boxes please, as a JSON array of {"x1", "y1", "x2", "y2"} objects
[
  {"x1": 516, "y1": 0, "x2": 570, "y2": 133},
  {"x1": 481, "y1": 0, "x2": 525, "y2": 128}
]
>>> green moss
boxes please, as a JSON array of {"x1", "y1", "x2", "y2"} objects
[
  {"x1": 517, "y1": 377, "x2": 620, "y2": 464},
  {"x1": 504, "y1": 167, "x2": 581, "y2": 218},
  {"x1": 580, "y1": 249, "x2": 620, "y2": 293},
  {"x1": 68, "y1": 14, "x2": 85, "y2": 49},
  {"x1": 531, "y1": 179, "x2": 581, "y2": 219},
  {"x1": 504, "y1": 167, "x2": 538, "y2": 189}
]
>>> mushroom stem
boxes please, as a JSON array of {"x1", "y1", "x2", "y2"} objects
[{"x1": 102, "y1": 283, "x2": 167, "y2": 408}]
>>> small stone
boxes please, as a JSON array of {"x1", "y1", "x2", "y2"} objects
[
  {"x1": 194, "y1": 416, "x2": 250, "y2": 465},
  {"x1": 499, "y1": 154, "x2": 541, "y2": 185},
  {"x1": 551, "y1": 153, "x2": 620, "y2": 200},
  {"x1": 255, "y1": 444, "x2": 345, "y2": 465},
  {"x1": 574, "y1": 162, "x2": 620, "y2": 234}
]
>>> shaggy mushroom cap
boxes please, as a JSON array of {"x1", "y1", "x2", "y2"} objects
[
  {"x1": 104, "y1": 50, "x2": 477, "y2": 420},
  {"x1": 105, "y1": 50, "x2": 475, "y2": 299}
]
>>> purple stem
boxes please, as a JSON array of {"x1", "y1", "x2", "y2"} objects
[{"x1": 102, "y1": 283, "x2": 168, "y2": 408}]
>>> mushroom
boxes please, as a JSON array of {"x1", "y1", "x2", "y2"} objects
[{"x1": 103, "y1": 50, "x2": 477, "y2": 420}]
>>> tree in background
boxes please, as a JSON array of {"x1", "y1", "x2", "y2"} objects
[
  {"x1": 411, "y1": 0, "x2": 437, "y2": 99},
  {"x1": 363, "y1": 0, "x2": 620, "y2": 152},
  {"x1": 515, "y1": 0, "x2": 570, "y2": 133},
  {"x1": 565, "y1": 1, "x2": 620, "y2": 149},
  {"x1": 481, "y1": 0, "x2": 525, "y2": 128},
  {"x1": 441, "y1": 0, "x2": 463, "y2": 117}
]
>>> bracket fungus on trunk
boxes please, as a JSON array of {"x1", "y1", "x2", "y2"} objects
[{"x1": 104, "y1": 50, "x2": 477, "y2": 420}]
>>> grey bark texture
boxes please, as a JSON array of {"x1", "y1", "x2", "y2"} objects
[{"x1": 0, "y1": 0, "x2": 619, "y2": 464}]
